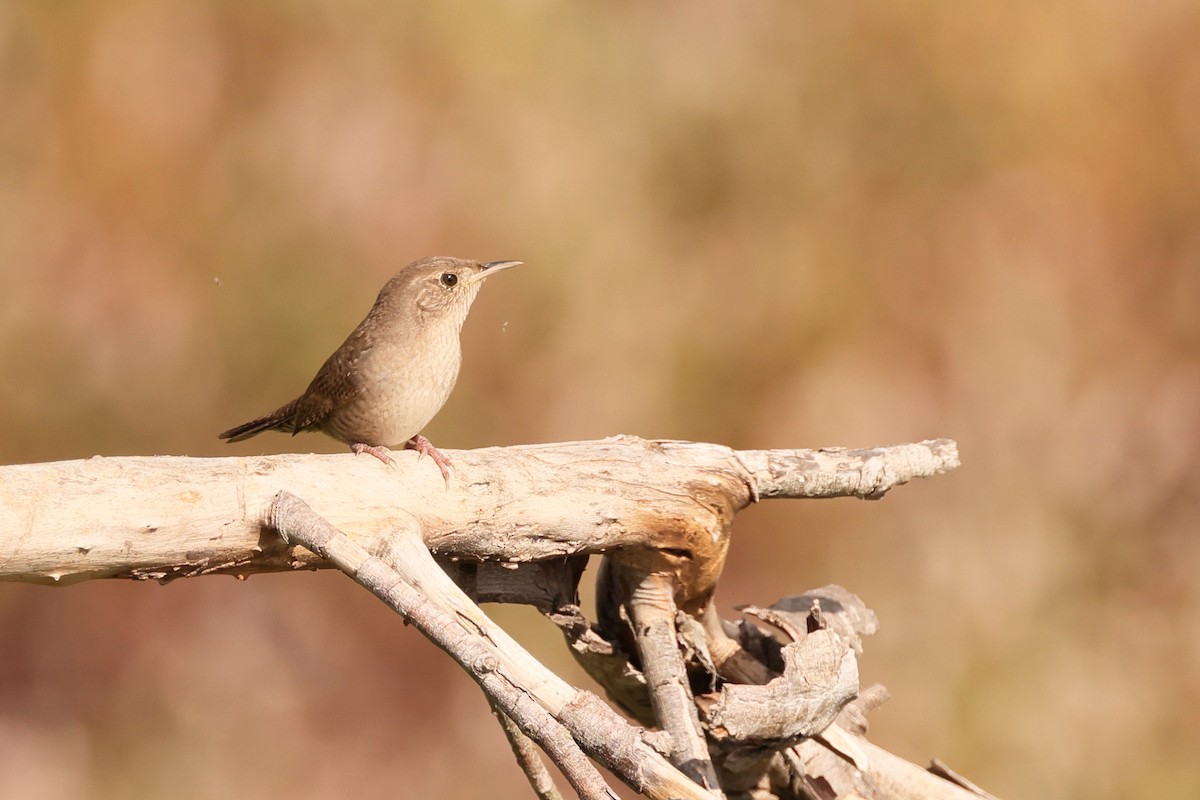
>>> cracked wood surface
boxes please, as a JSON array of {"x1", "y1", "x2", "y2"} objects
[{"x1": 0, "y1": 437, "x2": 958, "y2": 592}]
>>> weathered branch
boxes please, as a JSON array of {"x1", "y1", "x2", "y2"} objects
[
  {"x1": 270, "y1": 491, "x2": 708, "y2": 800},
  {"x1": 626, "y1": 570, "x2": 723, "y2": 793},
  {"x1": 0, "y1": 437, "x2": 959, "y2": 591},
  {"x1": 489, "y1": 698, "x2": 566, "y2": 800},
  {"x1": 0, "y1": 436, "x2": 977, "y2": 799}
]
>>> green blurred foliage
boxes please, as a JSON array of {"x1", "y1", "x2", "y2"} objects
[{"x1": 1, "y1": 2, "x2": 1198, "y2": 798}]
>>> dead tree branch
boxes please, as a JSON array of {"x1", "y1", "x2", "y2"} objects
[
  {"x1": 0, "y1": 436, "x2": 980, "y2": 799},
  {"x1": 270, "y1": 490, "x2": 708, "y2": 800},
  {"x1": 0, "y1": 437, "x2": 958, "y2": 588}
]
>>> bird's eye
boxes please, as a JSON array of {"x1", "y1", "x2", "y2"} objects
[{"x1": 440, "y1": 272, "x2": 458, "y2": 288}]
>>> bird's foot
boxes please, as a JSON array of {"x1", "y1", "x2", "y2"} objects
[
  {"x1": 350, "y1": 442, "x2": 398, "y2": 468},
  {"x1": 406, "y1": 434, "x2": 452, "y2": 485}
]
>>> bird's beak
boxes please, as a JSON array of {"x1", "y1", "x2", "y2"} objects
[
  {"x1": 483, "y1": 260, "x2": 522, "y2": 273},
  {"x1": 468, "y1": 260, "x2": 521, "y2": 285}
]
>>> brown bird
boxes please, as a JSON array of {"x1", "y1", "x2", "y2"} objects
[{"x1": 218, "y1": 256, "x2": 520, "y2": 481}]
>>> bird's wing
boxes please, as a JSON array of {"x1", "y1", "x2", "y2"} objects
[{"x1": 289, "y1": 336, "x2": 372, "y2": 434}]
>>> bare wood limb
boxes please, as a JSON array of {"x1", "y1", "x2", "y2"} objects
[
  {"x1": 928, "y1": 759, "x2": 1002, "y2": 800},
  {"x1": 269, "y1": 491, "x2": 713, "y2": 800},
  {"x1": 699, "y1": 599, "x2": 774, "y2": 685},
  {"x1": 0, "y1": 438, "x2": 981, "y2": 799},
  {"x1": 737, "y1": 439, "x2": 960, "y2": 500},
  {"x1": 488, "y1": 696, "x2": 566, "y2": 800},
  {"x1": 570, "y1": 579, "x2": 995, "y2": 799},
  {"x1": 0, "y1": 438, "x2": 959, "y2": 592},
  {"x1": 804, "y1": 725, "x2": 993, "y2": 800},
  {"x1": 626, "y1": 570, "x2": 723, "y2": 795}
]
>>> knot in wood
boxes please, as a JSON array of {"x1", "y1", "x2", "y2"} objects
[{"x1": 473, "y1": 654, "x2": 499, "y2": 674}]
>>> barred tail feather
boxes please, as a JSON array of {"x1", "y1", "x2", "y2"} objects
[{"x1": 218, "y1": 400, "x2": 300, "y2": 443}]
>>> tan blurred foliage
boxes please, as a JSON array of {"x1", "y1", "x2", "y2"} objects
[{"x1": 1, "y1": 2, "x2": 1198, "y2": 798}]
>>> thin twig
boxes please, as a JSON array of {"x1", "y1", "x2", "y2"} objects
[{"x1": 489, "y1": 695, "x2": 564, "y2": 800}]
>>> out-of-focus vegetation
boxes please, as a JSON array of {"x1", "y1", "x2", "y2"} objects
[{"x1": 1, "y1": 3, "x2": 1197, "y2": 798}]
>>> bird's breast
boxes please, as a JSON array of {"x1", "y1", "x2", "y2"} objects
[{"x1": 322, "y1": 330, "x2": 463, "y2": 447}]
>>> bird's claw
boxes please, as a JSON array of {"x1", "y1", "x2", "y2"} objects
[
  {"x1": 407, "y1": 434, "x2": 452, "y2": 486},
  {"x1": 351, "y1": 442, "x2": 398, "y2": 468}
]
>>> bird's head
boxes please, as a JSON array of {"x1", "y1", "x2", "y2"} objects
[{"x1": 377, "y1": 256, "x2": 521, "y2": 328}]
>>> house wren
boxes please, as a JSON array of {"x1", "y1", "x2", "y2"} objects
[{"x1": 218, "y1": 256, "x2": 520, "y2": 481}]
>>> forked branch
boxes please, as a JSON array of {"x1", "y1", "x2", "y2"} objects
[
  {"x1": 0, "y1": 437, "x2": 974, "y2": 799},
  {"x1": 269, "y1": 491, "x2": 710, "y2": 800}
]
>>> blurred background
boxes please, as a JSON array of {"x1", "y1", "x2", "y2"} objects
[{"x1": 1, "y1": 2, "x2": 1198, "y2": 798}]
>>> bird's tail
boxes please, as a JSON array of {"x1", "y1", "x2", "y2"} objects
[{"x1": 218, "y1": 400, "x2": 299, "y2": 443}]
